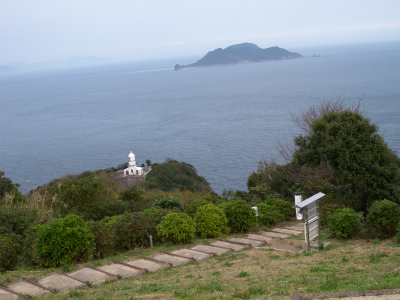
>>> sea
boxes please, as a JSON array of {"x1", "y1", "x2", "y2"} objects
[{"x1": 1, "y1": 41, "x2": 399, "y2": 195}]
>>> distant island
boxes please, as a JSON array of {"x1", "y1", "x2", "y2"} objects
[{"x1": 174, "y1": 43, "x2": 302, "y2": 70}]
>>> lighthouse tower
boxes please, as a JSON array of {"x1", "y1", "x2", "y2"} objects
[{"x1": 124, "y1": 151, "x2": 143, "y2": 176}]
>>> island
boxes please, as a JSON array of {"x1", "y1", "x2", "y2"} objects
[{"x1": 174, "y1": 43, "x2": 302, "y2": 70}]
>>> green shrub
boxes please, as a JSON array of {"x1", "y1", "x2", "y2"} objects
[
  {"x1": 366, "y1": 200, "x2": 400, "y2": 238},
  {"x1": 257, "y1": 202, "x2": 284, "y2": 227},
  {"x1": 328, "y1": 208, "x2": 361, "y2": 239},
  {"x1": 223, "y1": 200, "x2": 256, "y2": 233},
  {"x1": 156, "y1": 212, "x2": 196, "y2": 244},
  {"x1": 33, "y1": 215, "x2": 95, "y2": 267},
  {"x1": 112, "y1": 213, "x2": 156, "y2": 250},
  {"x1": 100, "y1": 214, "x2": 123, "y2": 228},
  {"x1": 319, "y1": 203, "x2": 344, "y2": 228},
  {"x1": 0, "y1": 210, "x2": 30, "y2": 236},
  {"x1": 194, "y1": 204, "x2": 229, "y2": 238},
  {"x1": 186, "y1": 198, "x2": 212, "y2": 217},
  {"x1": 264, "y1": 198, "x2": 294, "y2": 220},
  {"x1": 140, "y1": 207, "x2": 171, "y2": 226},
  {"x1": 0, "y1": 234, "x2": 23, "y2": 272},
  {"x1": 86, "y1": 221, "x2": 114, "y2": 259},
  {"x1": 154, "y1": 196, "x2": 184, "y2": 211}
]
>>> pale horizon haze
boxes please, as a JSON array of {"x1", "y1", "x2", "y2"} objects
[{"x1": 1, "y1": 0, "x2": 400, "y2": 65}]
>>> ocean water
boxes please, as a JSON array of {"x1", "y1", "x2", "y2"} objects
[{"x1": 1, "y1": 41, "x2": 399, "y2": 194}]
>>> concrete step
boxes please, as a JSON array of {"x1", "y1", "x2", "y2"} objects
[
  {"x1": 247, "y1": 234, "x2": 271, "y2": 243},
  {"x1": 98, "y1": 262, "x2": 145, "y2": 278},
  {"x1": 260, "y1": 231, "x2": 290, "y2": 239},
  {"x1": 124, "y1": 258, "x2": 166, "y2": 272},
  {"x1": 152, "y1": 252, "x2": 192, "y2": 267},
  {"x1": 69, "y1": 266, "x2": 115, "y2": 285},
  {"x1": 171, "y1": 248, "x2": 211, "y2": 261},
  {"x1": 38, "y1": 272, "x2": 87, "y2": 291},
  {"x1": 227, "y1": 237, "x2": 265, "y2": 247},
  {"x1": 191, "y1": 244, "x2": 232, "y2": 256},
  {"x1": 210, "y1": 240, "x2": 246, "y2": 251},
  {"x1": 0, "y1": 286, "x2": 22, "y2": 300},
  {"x1": 271, "y1": 228, "x2": 301, "y2": 235},
  {"x1": 7, "y1": 278, "x2": 51, "y2": 297}
]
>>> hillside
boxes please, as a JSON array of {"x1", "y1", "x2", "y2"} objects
[{"x1": 174, "y1": 43, "x2": 302, "y2": 70}]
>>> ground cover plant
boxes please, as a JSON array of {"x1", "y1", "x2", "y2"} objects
[{"x1": 9, "y1": 236, "x2": 399, "y2": 300}]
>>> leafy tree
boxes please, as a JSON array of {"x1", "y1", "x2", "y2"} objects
[
  {"x1": 146, "y1": 159, "x2": 152, "y2": 166},
  {"x1": 141, "y1": 160, "x2": 212, "y2": 192},
  {"x1": 154, "y1": 196, "x2": 184, "y2": 211},
  {"x1": 0, "y1": 171, "x2": 21, "y2": 199},
  {"x1": 293, "y1": 110, "x2": 400, "y2": 208}
]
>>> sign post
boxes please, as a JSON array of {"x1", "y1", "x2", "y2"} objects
[{"x1": 293, "y1": 192, "x2": 325, "y2": 251}]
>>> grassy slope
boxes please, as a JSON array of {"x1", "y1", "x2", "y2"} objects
[{"x1": 2, "y1": 233, "x2": 400, "y2": 300}]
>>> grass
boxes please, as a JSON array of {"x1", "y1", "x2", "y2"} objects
[{"x1": 3, "y1": 228, "x2": 400, "y2": 299}]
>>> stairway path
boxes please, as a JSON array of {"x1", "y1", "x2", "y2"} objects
[{"x1": 0, "y1": 223, "x2": 304, "y2": 300}]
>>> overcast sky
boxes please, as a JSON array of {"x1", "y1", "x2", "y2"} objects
[{"x1": 1, "y1": 0, "x2": 399, "y2": 64}]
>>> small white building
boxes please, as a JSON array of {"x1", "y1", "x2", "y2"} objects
[{"x1": 123, "y1": 151, "x2": 147, "y2": 176}]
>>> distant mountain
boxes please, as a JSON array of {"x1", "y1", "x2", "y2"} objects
[
  {"x1": 175, "y1": 43, "x2": 302, "y2": 70},
  {"x1": 0, "y1": 56, "x2": 111, "y2": 74}
]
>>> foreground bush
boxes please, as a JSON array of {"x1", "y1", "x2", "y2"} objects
[
  {"x1": 264, "y1": 198, "x2": 295, "y2": 220},
  {"x1": 33, "y1": 215, "x2": 95, "y2": 267},
  {"x1": 223, "y1": 200, "x2": 256, "y2": 233},
  {"x1": 156, "y1": 212, "x2": 195, "y2": 244},
  {"x1": 329, "y1": 208, "x2": 361, "y2": 239},
  {"x1": 0, "y1": 234, "x2": 23, "y2": 272},
  {"x1": 319, "y1": 203, "x2": 344, "y2": 228},
  {"x1": 366, "y1": 200, "x2": 400, "y2": 238},
  {"x1": 257, "y1": 202, "x2": 284, "y2": 227},
  {"x1": 186, "y1": 198, "x2": 212, "y2": 217},
  {"x1": 86, "y1": 221, "x2": 114, "y2": 259},
  {"x1": 112, "y1": 213, "x2": 156, "y2": 250},
  {"x1": 140, "y1": 207, "x2": 171, "y2": 226},
  {"x1": 194, "y1": 204, "x2": 229, "y2": 238}
]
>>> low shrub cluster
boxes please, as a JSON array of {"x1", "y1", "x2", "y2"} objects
[
  {"x1": 257, "y1": 198, "x2": 294, "y2": 227},
  {"x1": 366, "y1": 200, "x2": 400, "y2": 238},
  {"x1": 328, "y1": 208, "x2": 362, "y2": 239},
  {"x1": 194, "y1": 204, "x2": 229, "y2": 238},
  {"x1": 222, "y1": 200, "x2": 256, "y2": 233},
  {"x1": 0, "y1": 233, "x2": 23, "y2": 272},
  {"x1": 156, "y1": 212, "x2": 196, "y2": 243},
  {"x1": 32, "y1": 215, "x2": 95, "y2": 267}
]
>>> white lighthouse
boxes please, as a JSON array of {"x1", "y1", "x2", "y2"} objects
[{"x1": 124, "y1": 151, "x2": 144, "y2": 176}]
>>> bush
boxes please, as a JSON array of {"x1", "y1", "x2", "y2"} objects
[
  {"x1": 328, "y1": 208, "x2": 362, "y2": 239},
  {"x1": 100, "y1": 214, "x2": 123, "y2": 228},
  {"x1": 112, "y1": 213, "x2": 156, "y2": 250},
  {"x1": 154, "y1": 196, "x2": 184, "y2": 211},
  {"x1": 86, "y1": 221, "x2": 114, "y2": 259},
  {"x1": 223, "y1": 200, "x2": 256, "y2": 233},
  {"x1": 264, "y1": 198, "x2": 294, "y2": 220},
  {"x1": 0, "y1": 234, "x2": 23, "y2": 272},
  {"x1": 140, "y1": 207, "x2": 171, "y2": 226},
  {"x1": 257, "y1": 202, "x2": 284, "y2": 227},
  {"x1": 186, "y1": 198, "x2": 212, "y2": 217},
  {"x1": 33, "y1": 215, "x2": 95, "y2": 267},
  {"x1": 156, "y1": 212, "x2": 196, "y2": 244},
  {"x1": 319, "y1": 203, "x2": 344, "y2": 228},
  {"x1": 194, "y1": 204, "x2": 229, "y2": 238},
  {"x1": 0, "y1": 210, "x2": 30, "y2": 236},
  {"x1": 366, "y1": 200, "x2": 400, "y2": 238}
]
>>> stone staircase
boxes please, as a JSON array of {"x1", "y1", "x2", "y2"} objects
[{"x1": 0, "y1": 223, "x2": 304, "y2": 300}]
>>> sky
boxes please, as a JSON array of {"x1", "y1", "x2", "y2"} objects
[{"x1": 1, "y1": 0, "x2": 400, "y2": 65}]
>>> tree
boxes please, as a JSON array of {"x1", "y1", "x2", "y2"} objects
[
  {"x1": 0, "y1": 171, "x2": 21, "y2": 199},
  {"x1": 293, "y1": 110, "x2": 400, "y2": 208}
]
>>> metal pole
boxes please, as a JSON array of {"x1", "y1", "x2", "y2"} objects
[
  {"x1": 149, "y1": 235, "x2": 153, "y2": 249},
  {"x1": 304, "y1": 209, "x2": 310, "y2": 252}
]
